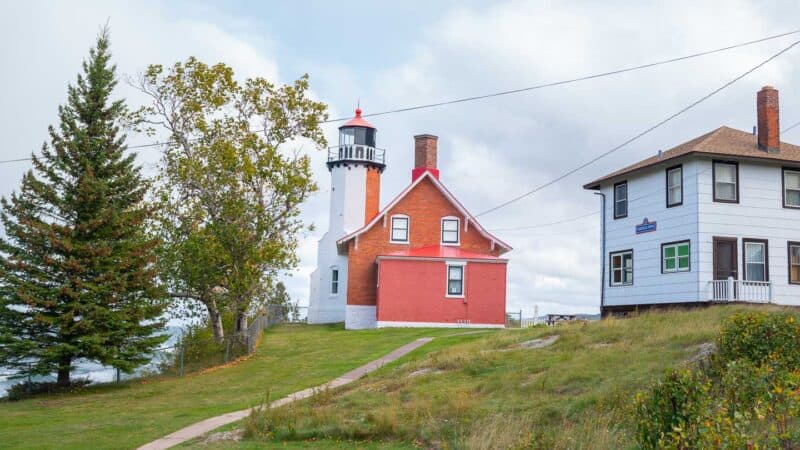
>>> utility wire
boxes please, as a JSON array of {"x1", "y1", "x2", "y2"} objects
[
  {"x1": 474, "y1": 38, "x2": 800, "y2": 218},
  {"x1": 784, "y1": 120, "x2": 800, "y2": 134},
  {"x1": 1, "y1": 30, "x2": 798, "y2": 167},
  {"x1": 325, "y1": 29, "x2": 800, "y2": 123},
  {"x1": 488, "y1": 211, "x2": 599, "y2": 232}
]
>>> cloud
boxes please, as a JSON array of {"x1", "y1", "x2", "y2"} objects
[{"x1": 3, "y1": 0, "x2": 800, "y2": 318}]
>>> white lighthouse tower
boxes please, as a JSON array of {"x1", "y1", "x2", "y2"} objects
[{"x1": 307, "y1": 108, "x2": 385, "y2": 323}]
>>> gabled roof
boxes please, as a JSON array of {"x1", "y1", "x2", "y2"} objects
[
  {"x1": 378, "y1": 245, "x2": 508, "y2": 262},
  {"x1": 336, "y1": 171, "x2": 512, "y2": 254},
  {"x1": 584, "y1": 126, "x2": 800, "y2": 189}
]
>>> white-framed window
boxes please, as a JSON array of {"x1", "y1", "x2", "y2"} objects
[
  {"x1": 783, "y1": 168, "x2": 800, "y2": 208},
  {"x1": 713, "y1": 161, "x2": 738, "y2": 203},
  {"x1": 662, "y1": 241, "x2": 690, "y2": 273},
  {"x1": 609, "y1": 250, "x2": 633, "y2": 286},
  {"x1": 613, "y1": 181, "x2": 628, "y2": 219},
  {"x1": 330, "y1": 268, "x2": 339, "y2": 295},
  {"x1": 441, "y1": 217, "x2": 460, "y2": 245},
  {"x1": 743, "y1": 239, "x2": 768, "y2": 281},
  {"x1": 446, "y1": 263, "x2": 465, "y2": 297},
  {"x1": 666, "y1": 165, "x2": 683, "y2": 207},
  {"x1": 390, "y1": 215, "x2": 409, "y2": 243}
]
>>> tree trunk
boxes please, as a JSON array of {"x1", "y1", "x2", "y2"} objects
[
  {"x1": 235, "y1": 312, "x2": 248, "y2": 338},
  {"x1": 207, "y1": 301, "x2": 225, "y2": 343},
  {"x1": 56, "y1": 356, "x2": 72, "y2": 386}
]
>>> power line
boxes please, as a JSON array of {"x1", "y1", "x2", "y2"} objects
[
  {"x1": 488, "y1": 211, "x2": 598, "y2": 232},
  {"x1": 475, "y1": 38, "x2": 800, "y2": 218},
  {"x1": 324, "y1": 29, "x2": 800, "y2": 122},
  {"x1": 2, "y1": 30, "x2": 798, "y2": 167},
  {"x1": 784, "y1": 120, "x2": 800, "y2": 134}
]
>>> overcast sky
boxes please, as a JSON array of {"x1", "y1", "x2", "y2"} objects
[{"x1": 1, "y1": 1, "x2": 799, "y2": 317}]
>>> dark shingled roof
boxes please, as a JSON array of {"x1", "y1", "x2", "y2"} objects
[{"x1": 583, "y1": 126, "x2": 800, "y2": 189}]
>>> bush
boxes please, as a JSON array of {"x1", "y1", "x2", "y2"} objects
[
  {"x1": 6, "y1": 378, "x2": 91, "y2": 402},
  {"x1": 635, "y1": 311, "x2": 800, "y2": 449},
  {"x1": 634, "y1": 368, "x2": 711, "y2": 449},
  {"x1": 717, "y1": 311, "x2": 800, "y2": 369}
]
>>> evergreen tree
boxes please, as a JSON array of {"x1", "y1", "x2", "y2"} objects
[{"x1": 0, "y1": 30, "x2": 167, "y2": 386}]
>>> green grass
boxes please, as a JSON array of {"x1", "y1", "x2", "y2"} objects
[
  {"x1": 232, "y1": 305, "x2": 793, "y2": 450},
  {"x1": 0, "y1": 324, "x2": 484, "y2": 449}
]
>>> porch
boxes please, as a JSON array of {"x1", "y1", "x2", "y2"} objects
[{"x1": 708, "y1": 277, "x2": 772, "y2": 303}]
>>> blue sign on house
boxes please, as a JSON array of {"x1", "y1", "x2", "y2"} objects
[{"x1": 635, "y1": 218, "x2": 657, "y2": 234}]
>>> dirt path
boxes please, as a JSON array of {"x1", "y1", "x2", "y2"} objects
[{"x1": 137, "y1": 337, "x2": 433, "y2": 450}]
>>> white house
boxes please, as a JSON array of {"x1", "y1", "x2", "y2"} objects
[{"x1": 584, "y1": 86, "x2": 800, "y2": 316}]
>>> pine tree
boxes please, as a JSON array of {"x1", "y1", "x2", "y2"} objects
[{"x1": 0, "y1": 30, "x2": 167, "y2": 386}]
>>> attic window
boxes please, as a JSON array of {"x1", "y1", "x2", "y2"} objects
[
  {"x1": 441, "y1": 217, "x2": 460, "y2": 245},
  {"x1": 390, "y1": 215, "x2": 409, "y2": 243}
]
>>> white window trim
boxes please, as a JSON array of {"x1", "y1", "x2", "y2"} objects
[
  {"x1": 441, "y1": 216, "x2": 461, "y2": 246},
  {"x1": 445, "y1": 260, "x2": 466, "y2": 298},
  {"x1": 389, "y1": 214, "x2": 410, "y2": 244},
  {"x1": 330, "y1": 267, "x2": 340, "y2": 297},
  {"x1": 609, "y1": 250, "x2": 633, "y2": 287}
]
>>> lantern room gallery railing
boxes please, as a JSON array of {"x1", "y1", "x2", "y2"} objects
[
  {"x1": 708, "y1": 277, "x2": 772, "y2": 303},
  {"x1": 327, "y1": 145, "x2": 386, "y2": 165}
]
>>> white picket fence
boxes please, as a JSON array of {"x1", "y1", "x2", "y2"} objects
[{"x1": 709, "y1": 277, "x2": 772, "y2": 303}]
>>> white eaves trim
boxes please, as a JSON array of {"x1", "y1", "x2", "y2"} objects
[{"x1": 336, "y1": 171, "x2": 512, "y2": 254}]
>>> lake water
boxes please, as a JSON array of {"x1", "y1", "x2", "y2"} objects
[{"x1": 0, "y1": 326, "x2": 182, "y2": 398}]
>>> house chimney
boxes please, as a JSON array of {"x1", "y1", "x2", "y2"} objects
[
  {"x1": 412, "y1": 134, "x2": 440, "y2": 181},
  {"x1": 757, "y1": 86, "x2": 780, "y2": 153}
]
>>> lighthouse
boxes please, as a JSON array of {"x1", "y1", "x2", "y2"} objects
[{"x1": 307, "y1": 108, "x2": 385, "y2": 323}]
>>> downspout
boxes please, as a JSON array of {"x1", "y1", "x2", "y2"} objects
[{"x1": 594, "y1": 192, "x2": 606, "y2": 317}]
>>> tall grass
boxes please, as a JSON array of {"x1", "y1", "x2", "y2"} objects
[{"x1": 242, "y1": 305, "x2": 791, "y2": 449}]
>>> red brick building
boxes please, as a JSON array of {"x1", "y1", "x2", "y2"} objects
[{"x1": 327, "y1": 125, "x2": 512, "y2": 329}]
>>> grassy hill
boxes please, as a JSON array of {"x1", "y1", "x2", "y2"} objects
[
  {"x1": 196, "y1": 305, "x2": 790, "y2": 449},
  {"x1": 0, "y1": 325, "x2": 483, "y2": 449}
]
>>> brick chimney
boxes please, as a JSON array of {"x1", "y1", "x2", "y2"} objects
[
  {"x1": 757, "y1": 86, "x2": 780, "y2": 153},
  {"x1": 412, "y1": 134, "x2": 440, "y2": 181}
]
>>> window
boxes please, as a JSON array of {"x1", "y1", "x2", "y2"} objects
[
  {"x1": 390, "y1": 215, "x2": 409, "y2": 243},
  {"x1": 613, "y1": 181, "x2": 628, "y2": 219},
  {"x1": 743, "y1": 239, "x2": 768, "y2": 281},
  {"x1": 783, "y1": 168, "x2": 800, "y2": 208},
  {"x1": 713, "y1": 161, "x2": 739, "y2": 203},
  {"x1": 662, "y1": 241, "x2": 690, "y2": 273},
  {"x1": 446, "y1": 264, "x2": 464, "y2": 297},
  {"x1": 666, "y1": 165, "x2": 683, "y2": 207},
  {"x1": 789, "y1": 242, "x2": 800, "y2": 284},
  {"x1": 609, "y1": 250, "x2": 633, "y2": 286},
  {"x1": 331, "y1": 269, "x2": 339, "y2": 295},
  {"x1": 441, "y1": 217, "x2": 460, "y2": 244}
]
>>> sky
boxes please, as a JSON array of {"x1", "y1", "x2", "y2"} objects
[{"x1": 1, "y1": 0, "x2": 799, "y2": 317}]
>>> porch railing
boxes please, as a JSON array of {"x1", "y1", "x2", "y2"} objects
[{"x1": 709, "y1": 277, "x2": 772, "y2": 303}]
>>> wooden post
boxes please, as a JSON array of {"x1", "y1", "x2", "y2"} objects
[
  {"x1": 727, "y1": 276, "x2": 735, "y2": 301},
  {"x1": 179, "y1": 345, "x2": 185, "y2": 377}
]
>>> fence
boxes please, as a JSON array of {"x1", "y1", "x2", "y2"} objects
[{"x1": 709, "y1": 278, "x2": 772, "y2": 303}]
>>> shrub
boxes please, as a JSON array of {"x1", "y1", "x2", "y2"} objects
[
  {"x1": 6, "y1": 378, "x2": 91, "y2": 401},
  {"x1": 717, "y1": 311, "x2": 800, "y2": 369},
  {"x1": 634, "y1": 368, "x2": 711, "y2": 449}
]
